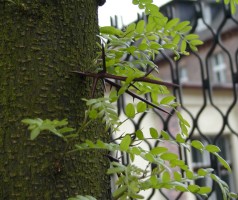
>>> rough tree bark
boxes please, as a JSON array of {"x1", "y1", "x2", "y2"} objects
[{"x1": 0, "y1": 0, "x2": 110, "y2": 199}]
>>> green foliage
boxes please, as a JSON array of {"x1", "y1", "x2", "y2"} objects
[
  {"x1": 21, "y1": 0, "x2": 238, "y2": 199},
  {"x1": 82, "y1": 97, "x2": 120, "y2": 131},
  {"x1": 216, "y1": 0, "x2": 238, "y2": 14},
  {"x1": 72, "y1": 133, "x2": 236, "y2": 199},
  {"x1": 22, "y1": 118, "x2": 75, "y2": 140}
]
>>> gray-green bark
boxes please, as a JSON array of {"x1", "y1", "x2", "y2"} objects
[{"x1": 0, "y1": 0, "x2": 111, "y2": 199}]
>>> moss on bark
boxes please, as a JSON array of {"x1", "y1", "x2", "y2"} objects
[{"x1": 0, "y1": 0, "x2": 111, "y2": 199}]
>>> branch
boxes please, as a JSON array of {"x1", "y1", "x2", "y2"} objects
[
  {"x1": 71, "y1": 71, "x2": 178, "y2": 88},
  {"x1": 104, "y1": 79, "x2": 171, "y2": 115}
]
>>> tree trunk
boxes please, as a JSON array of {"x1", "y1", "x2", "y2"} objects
[{"x1": 0, "y1": 0, "x2": 111, "y2": 199}]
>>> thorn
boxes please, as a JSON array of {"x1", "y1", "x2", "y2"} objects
[
  {"x1": 110, "y1": 84, "x2": 113, "y2": 91},
  {"x1": 129, "y1": 82, "x2": 141, "y2": 92},
  {"x1": 105, "y1": 79, "x2": 171, "y2": 115},
  {"x1": 104, "y1": 154, "x2": 120, "y2": 162},
  {"x1": 144, "y1": 67, "x2": 155, "y2": 77}
]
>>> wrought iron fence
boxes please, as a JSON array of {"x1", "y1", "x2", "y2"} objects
[{"x1": 111, "y1": 0, "x2": 238, "y2": 199}]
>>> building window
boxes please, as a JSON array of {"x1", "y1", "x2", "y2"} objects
[
  {"x1": 191, "y1": 136, "x2": 234, "y2": 200},
  {"x1": 210, "y1": 52, "x2": 226, "y2": 84}
]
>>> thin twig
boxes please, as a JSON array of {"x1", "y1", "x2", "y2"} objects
[{"x1": 104, "y1": 79, "x2": 171, "y2": 115}]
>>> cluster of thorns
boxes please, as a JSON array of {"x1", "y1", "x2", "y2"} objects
[{"x1": 72, "y1": 44, "x2": 178, "y2": 115}]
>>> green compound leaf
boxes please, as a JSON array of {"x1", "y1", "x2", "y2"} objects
[
  {"x1": 229, "y1": 192, "x2": 238, "y2": 198},
  {"x1": 131, "y1": 147, "x2": 142, "y2": 155},
  {"x1": 89, "y1": 110, "x2": 98, "y2": 119},
  {"x1": 161, "y1": 130, "x2": 170, "y2": 140},
  {"x1": 136, "y1": 129, "x2": 144, "y2": 140},
  {"x1": 191, "y1": 140, "x2": 204, "y2": 151},
  {"x1": 185, "y1": 34, "x2": 199, "y2": 40},
  {"x1": 125, "y1": 103, "x2": 136, "y2": 118},
  {"x1": 160, "y1": 95, "x2": 176, "y2": 105},
  {"x1": 136, "y1": 102, "x2": 147, "y2": 113},
  {"x1": 132, "y1": 0, "x2": 139, "y2": 5},
  {"x1": 174, "y1": 21, "x2": 190, "y2": 31},
  {"x1": 30, "y1": 127, "x2": 40, "y2": 140},
  {"x1": 197, "y1": 168, "x2": 214, "y2": 176},
  {"x1": 113, "y1": 185, "x2": 127, "y2": 199},
  {"x1": 205, "y1": 144, "x2": 221, "y2": 153},
  {"x1": 176, "y1": 133, "x2": 185, "y2": 143},
  {"x1": 176, "y1": 112, "x2": 190, "y2": 127},
  {"x1": 180, "y1": 40, "x2": 187, "y2": 52},
  {"x1": 198, "y1": 186, "x2": 212, "y2": 195},
  {"x1": 162, "y1": 171, "x2": 170, "y2": 182},
  {"x1": 144, "y1": 153, "x2": 155, "y2": 162},
  {"x1": 150, "y1": 146, "x2": 168, "y2": 155},
  {"x1": 136, "y1": 20, "x2": 145, "y2": 34},
  {"x1": 150, "y1": 127, "x2": 159, "y2": 138},
  {"x1": 174, "y1": 171, "x2": 182, "y2": 181},
  {"x1": 186, "y1": 170, "x2": 194, "y2": 179},
  {"x1": 109, "y1": 90, "x2": 119, "y2": 102},
  {"x1": 150, "y1": 175, "x2": 158, "y2": 186},
  {"x1": 188, "y1": 184, "x2": 200, "y2": 193},
  {"x1": 107, "y1": 166, "x2": 125, "y2": 174},
  {"x1": 120, "y1": 134, "x2": 131, "y2": 151},
  {"x1": 215, "y1": 153, "x2": 232, "y2": 172},
  {"x1": 100, "y1": 26, "x2": 122, "y2": 36},
  {"x1": 160, "y1": 152, "x2": 178, "y2": 161},
  {"x1": 190, "y1": 39, "x2": 204, "y2": 46},
  {"x1": 165, "y1": 18, "x2": 180, "y2": 30}
]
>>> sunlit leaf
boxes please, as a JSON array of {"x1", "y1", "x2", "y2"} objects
[
  {"x1": 165, "y1": 18, "x2": 180, "y2": 30},
  {"x1": 185, "y1": 34, "x2": 199, "y2": 40},
  {"x1": 137, "y1": 102, "x2": 147, "y2": 113},
  {"x1": 160, "y1": 152, "x2": 178, "y2": 161},
  {"x1": 100, "y1": 26, "x2": 123, "y2": 36},
  {"x1": 136, "y1": 130, "x2": 144, "y2": 140},
  {"x1": 174, "y1": 171, "x2": 182, "y2": 181},
  {"x1": 174, "y1": 21, "x2": 190, "y2": 31},
  {"x1": 150, "y1": 147, "x2": 168, "y2": 155},
  {"x1": 190, "y1": 39, "x2": 203, "y2": 46},
  {"x1": 215, "y1": 153, "x2": 231, "y2": 172},
  {"x1": 188, "y1": 184, "x2": 200, "y2": 193},
  {"x1": 197, "y1": 168, "x2": 214, "y2": 176},
  {"x1": 161, "y1": 130, "x2": 170, "y2": 140},
  {"x1": 180, "y1": 40, "x2": 187, "y2": 52},
  {"x1": 120, "y1": 134, "x2": 131, "y2": 151},
  {"x1": 150, "y1": 127, "x2": 159, "y2": 138},
  {"x1": 131, "y1": 147, "x2": 141, "y2": 155},
  {"x1": 125, "y1": 103, "x2": 136, "y2": 118},
  {"x1": 205, "y1": 144, "x2": 221, "y2": 153},
  {"x1": 176, "y1": 133, "x2": 185, "y2": 143},
  {"x1": 160, "y1": 96, "x2": 176, "y2": 105},
  {"x1": 186, "y1": 170, "x2": 194, "y2": 179},
  {"x1": 191, "y1": 140, "x2": 204, "y2": 150},
  {"x1": 113, "y1": 185, "x2": 127, "y2": 199},
  {"x1": 150, "y1": 175, "x2": 158, "y2": 186},
  {"x1": 136, "y1": 20, "x2": 145, "y2": 34},
  {"x1": 162, "y1": 171, "x2": 170, "y2": 182},
  {"x1": 198, "y1": 186, "x2": 212, "y2": 195},
  {"x1": 30, "y1": 128, "x2": 40, "y2": 140},
  {"x1": 107, "y1": 166, "x2": 125, "y2": 174},
  {"x1": 144, "y1": 153, "x2": 155, "y2": 162}
]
